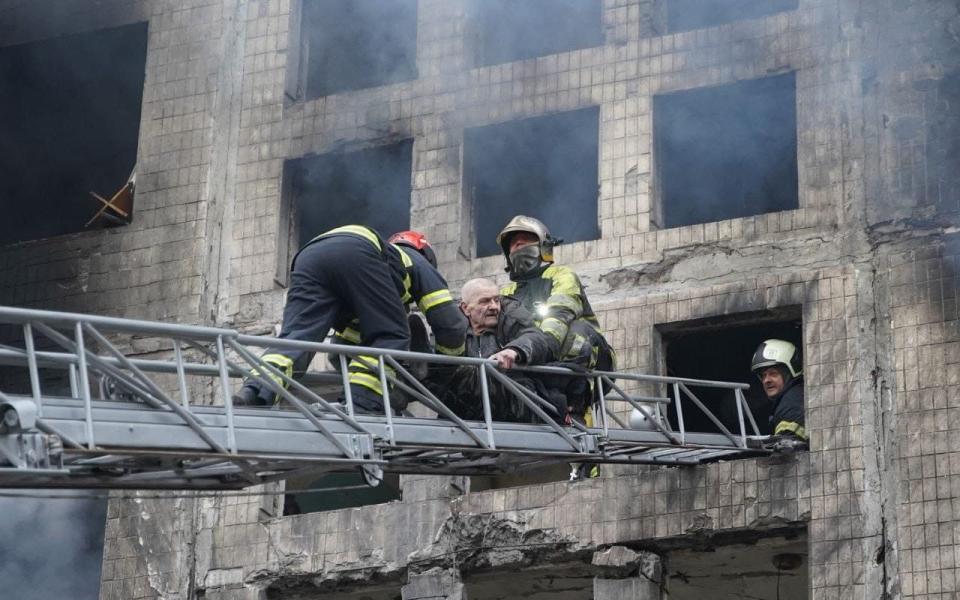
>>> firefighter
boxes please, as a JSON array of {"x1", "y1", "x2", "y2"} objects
[
  {"x1": 497, "y1": 215, "x2": 615, "y2": 377},
  {"x1": 750, "y1": 339, "x2": 806, "y2": 442},
  {"x1": 235, "y1": 226, "x2": 465, "y2": 414}
]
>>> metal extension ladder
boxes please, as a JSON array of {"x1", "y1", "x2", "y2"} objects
[{"x1": 0, "y1": 306, "x2": 769, "y2": 490}]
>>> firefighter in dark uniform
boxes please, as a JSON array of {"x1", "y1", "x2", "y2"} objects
[
  {"x1": 750, "y1": 339, "x2": 806, "y2": 442},
  {"x1": 235, "y1": 226, "x2": 465, "y2": 413}
]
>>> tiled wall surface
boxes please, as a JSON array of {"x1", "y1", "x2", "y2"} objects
[{"x1": 0, "y1": 0, "x2": 957, "y2": 598}]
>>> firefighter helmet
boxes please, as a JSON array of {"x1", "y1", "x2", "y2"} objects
[
  {"x1": 388, "y1": 230, "x2": 438, "y2": 268},
  {"x1": 750, "y1": 339, "x2": 802, "y2": 379},
  {"x1": 495, "y1": 215, "x2": 560, "y2": 263}
]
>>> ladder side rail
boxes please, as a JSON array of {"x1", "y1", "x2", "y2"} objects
[
  {"x1": 32, "y1": 322, "x2": 166, "y2": 410},
  {"x1": 677, "y1": 382, "x2": 743, "y2": 448},
  {"x1": 736, "y1": 388, "x2": 763, "y2": 436},
  {"x1": 23, "y1": 324, "x2": 42, "y2": 418},
  {"x1": 215, "y1": 335, "x2": 238, "y2": 454},
  {"x1": 673, "y1": 383, "x2": 685, "y2": 445},
  {"x1": 207, "y1": 339, "x2": 370, "y2": 434},
  {"x1": 172, "y1": 340, "x2": 190, "y2": 408},
  {"x1": 383, "y1": 355, "x2": 491, "y2": 450},
  {"x1": 734, "y1": 385, "x2": 748, "y2": 447},
  {"x1": 0, "y1": 346, "x2": 234, "y2": 379},
  {"x1": 478, "y1": 364, "x2": 496, "y2": 450},
  {"x1": 378, "y1": 356, "x2": 395, "y2": 445},
  {"x1": 73, "y1": 323, "x2": 96, "y2": 450},
  {"x1": 83, "y1": 323, "x2": 236, "y2": 456},
  {"x1": 0, "y1": 306, "x2": 237, "y2": 342},
  {"x1": 596, "y1": 375, "x2": 609, "y2": 437},
  {"x1": 516, "y1": 363, "x2": 752, "y2": 392},
  {"x1": 225, "y1": 339, "x2": 364, "y2": 458},
  {"x1": 482, "y1": 366, "x2": 583, "y2": 452},
  {"x1": 602, "y1": 376, "x2": 680, "y2": 445}
]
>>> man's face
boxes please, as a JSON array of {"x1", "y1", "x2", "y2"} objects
[
  {"x1": 508, "y1": 232, "x2": 540, "y2": 255},
  {"x1": 461, "y1": 285, "x2": 501, "y2": 333},
  {"x1": 759, "y1": 366, "x2": 786, "y2": 399}
]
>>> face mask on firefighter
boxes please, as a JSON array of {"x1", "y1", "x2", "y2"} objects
[{"x1": 509, "y1": 244, "x2": 541, "y2": 275}]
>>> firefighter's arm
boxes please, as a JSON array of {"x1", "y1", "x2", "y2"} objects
[
  {"x1": 422, "y1": 298, "x2": 467, "y2": 355},
  {"x1": 537, "y1": 265, "x2": 584, "y2": 346},
  {"x1": 500, "y1": 298, "x2": 559, "y2": 365}
]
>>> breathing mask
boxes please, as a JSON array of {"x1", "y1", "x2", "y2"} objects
[{"x1": 509, "y1": 244, "x2": 542, "y2": 276}]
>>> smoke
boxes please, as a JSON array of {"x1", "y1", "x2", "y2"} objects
[
  {"x1": 0, "y1": 493, "x2": 107, "y2": 599},
  {"x1": 303, "y1": 0, "x2": 418, "y2": 98},
  {"x1": 664, "y1": 0, "x2": 798, "y2": 33},
  {"x1": 286, "y1": 140, "x2": 413, "y2": 245},
  {"x1": 471, "y1": 0, "x2": 603, "y2": 67},
  {"x1": 0, "y1": 21, "x2": 146, "y2": 245},
  {"x1": 655, "y1": 72, "x2": 799, "y2": 228},
  {"x1": 464, "y1": 107, "x2": 601, "y2": 257}
]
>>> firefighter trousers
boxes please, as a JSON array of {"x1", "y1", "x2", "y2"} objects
[{"x1": 242, "y1": 234, "x2": 410, "y2": 412}]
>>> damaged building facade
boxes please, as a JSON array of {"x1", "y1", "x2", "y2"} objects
[{"x1": 0, "y1": 0, "x2": 958, "y2": 598}]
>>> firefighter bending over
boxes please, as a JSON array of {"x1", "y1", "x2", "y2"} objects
[
  {"x1": 750, "y1": 339, "x2": 806, "y2": 443},
  {"x1": 235, "y1": 226, "x2": 466, "y2": 414}
]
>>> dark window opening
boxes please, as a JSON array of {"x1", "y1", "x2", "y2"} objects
[
  {"x1": 283, "y1": 471, "x2": 401, "y2": 515},
  {"x1": 0, "y1": 23, "x2": 147, "y2": 245},
  {"x1": 655, "y1": 72, "x2": 798, "y2": 229},
  {"x1": 464, "y1": 108, "x2": 600, "y2": 257},
  {"x1": 663, "y1": 0, "x2": 798, "y2": 33},
  {"x1": 301, "y1": 0, "x2": 418, "y2": 99},
  {"x1": 468, "y1": 0, "x2": 603, "y2": 67},
  {"x1": 281, "y1": 140, "x2": 413, "y2": 266},
  {"x1": 658, "y1": 308, "x2": 802, "y2": 436}
]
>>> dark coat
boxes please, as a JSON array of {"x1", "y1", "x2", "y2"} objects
[
  {"x1": 463, "y1": 297, "x2": 558, "y2": 365},
  {"x1": 769, "y1": 375, "x2": 805, "y2": 438}
]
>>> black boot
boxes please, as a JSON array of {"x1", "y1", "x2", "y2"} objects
[{"x1": 233, "y1": 383, "x2": 272, "y2": 407}]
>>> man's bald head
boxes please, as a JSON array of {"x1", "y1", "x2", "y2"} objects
[{"x1": 460, "y1": 278, "x2": 501, "y2": 333}]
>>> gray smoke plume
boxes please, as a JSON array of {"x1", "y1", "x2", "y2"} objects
[{"x1": 0, "y1": 493, "x2": 107, "y2": 599}]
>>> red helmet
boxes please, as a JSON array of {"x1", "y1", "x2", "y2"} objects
[{"x1": 388, "y1": 230, "x2": 438, "y2": 268}]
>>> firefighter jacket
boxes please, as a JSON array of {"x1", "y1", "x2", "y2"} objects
[
  {"x1": 501, "y1": 263, "x2": 611, "y2": 368},
  {"x1": 463, "y1": 297, "x2": 558, "y2": 365},
  {"x1": 334, "y1": 242, "x2": 467, "y2": 357},
  {"x1": 769, "y1": 375, "x2": 806, "y2": 440}
]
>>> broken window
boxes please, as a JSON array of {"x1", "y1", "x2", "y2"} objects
[
  {"x1": 654, "y1": 72, "x2": 798, "y2": 229},
  {"x1": 299, "y1": 0, "x2": 418, "y2": 99},
  {"x1": 662, "y1": 0, "x2": 798, "y2": 33},
  {"x1": 279, "y1": 140, "x2": 413, "y2": 280},
  {"x1": 463, "y1": 107, "x2": 600, "y2": 257},
  {"x1": 283, "y1": 472, "x2": 401, "y2": 515},
  {"x1": 468, "y1": 0, "x2": 603, "y2": 67},
  {"x1": 657, "y1": 308, "x2": 802, "y2": 437},
  {"x1": 0, "y1": 22, "x2": 147, "y2": 245}
]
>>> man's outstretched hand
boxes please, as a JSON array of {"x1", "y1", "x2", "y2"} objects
[{"x1": 490, "y1": 348, "x2": 520, "y2": 370}]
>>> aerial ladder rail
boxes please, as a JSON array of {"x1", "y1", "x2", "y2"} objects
[{"x1": 0, "y1": 305, "x2": 769, "y2": 490}]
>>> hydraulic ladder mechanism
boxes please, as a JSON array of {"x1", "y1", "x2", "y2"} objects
[{"x1": 0, "y1": 306, "x2": 770, "y2": 490}]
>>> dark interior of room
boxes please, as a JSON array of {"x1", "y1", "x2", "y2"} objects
[
  {"x1": 0, "y1": 22, "x2": 147, "y2": 245},
  {"x1": 302, "y1": 0, "x2": 418, "y2": 99},
  {"x1": 285, "y1": 140, "x2": 413, "y2": 247},
  {"x1": 464, "y1": 107, "x2": 600, "y2": 257},
  {"x1": 655, "y1": 72, "x2": 798, "y2": 228},
  {"x1": 659, "y1": 309, "x2": 803, "y2": 436}
]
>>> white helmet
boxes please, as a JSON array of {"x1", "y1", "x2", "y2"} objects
[{"x1": 750, "y1": 339, "x2": 802, "y2": 379}]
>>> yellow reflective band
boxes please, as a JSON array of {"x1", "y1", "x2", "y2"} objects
[
  {"x1": 393, "y1": 244, "x2": 414, "y2": 267},
  {"x1": 774, "y1": 421, "x2": 807, "y2": 441},
  {"x1": 543, "y1": 265, "x2": 582, "y2": 297},
  {"x1": 349, "y1": 356, "x2": 396, "y2": 376},
  {"x1": 418, "y1": 289, "x2": 453, "y2": 312},
  {"x1": 435, "y1": 342, "x2": 466, "y2": 356},
  {"x1": 539, "y1": 317, "x2": 567, "y2": 343},
  {"x1": 501, "y1": 282, "x2": 517, "y2": 296},
  {"x1": 546, "y1": 294, "x2": 582, "y2": 314},
  {"x1": 584, "y1": 406, "x2": 594, "y2": 427},
  {"x1": 318, "y1": 225, "x2": 382, "y2": 251},
  {"x1": 348, "y1": 372, "x2": 383, "y2": 395},
  {"x1": 335, "y1": 327, "x2": 362, "y2": 344},
  {"x1": 261, "y1": 354, "x2": 294, "y2": 376}
]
